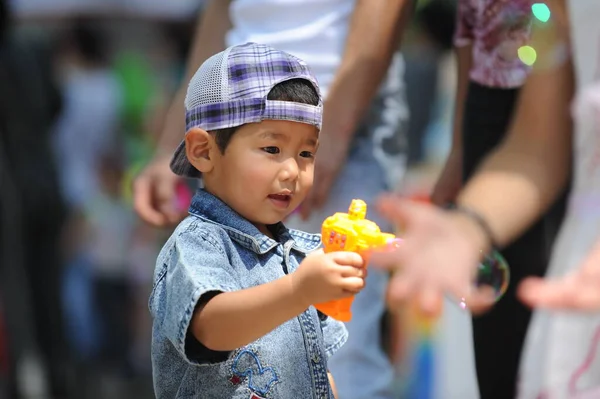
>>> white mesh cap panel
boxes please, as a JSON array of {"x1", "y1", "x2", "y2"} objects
[{"x1": 184, "y1": 46, "x2": 231, "y2": 110}]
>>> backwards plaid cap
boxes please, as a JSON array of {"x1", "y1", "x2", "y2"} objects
[{"x1": 170, "y1": 42, "x2": 323, "y2": 177}]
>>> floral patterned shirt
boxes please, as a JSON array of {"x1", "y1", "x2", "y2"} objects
[{"x1": 454, "y1": 0, "x2": 534, "y2": 88}]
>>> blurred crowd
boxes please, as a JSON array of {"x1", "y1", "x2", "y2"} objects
[
  {"x1": 0, "y1": 0, "x2": 473, "y2": 398},
  {"x1": 0, "y1": 3, "x2": 199, "y2": 397}
]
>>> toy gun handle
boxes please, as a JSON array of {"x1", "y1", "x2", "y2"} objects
[
  {"x1": 314, "y1": 246, "x2": 357, "y2": 322},
  {"x1": 314, "y1": 199, "x2": 398, "y2": 322}
]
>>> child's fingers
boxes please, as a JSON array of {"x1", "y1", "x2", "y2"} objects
[
  {"x1": 329, "y1": 251, "x2": 364, "y2": 268},
  {"x1": 338, "y1": 265, "x2": 366, "y2": 278},
  {"x1": 340, "y1": 276, "x2": 366, "y2": 293}
]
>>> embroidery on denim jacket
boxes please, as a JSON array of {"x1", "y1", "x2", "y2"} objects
[{"x1": 229, "y1": 348, "x2": 278, "y2": 397}]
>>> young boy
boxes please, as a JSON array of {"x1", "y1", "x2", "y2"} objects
[{"x1": 149, "y1": 42, "x2": 366, "y2": 399}]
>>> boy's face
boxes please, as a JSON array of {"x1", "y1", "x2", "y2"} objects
[{"x1": 194, "y1": 120, "x2": 319, "y2": 234}]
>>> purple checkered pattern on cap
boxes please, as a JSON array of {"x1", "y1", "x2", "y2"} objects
[{"x1": 170, "y1": 42, "x2": 323, "y2": 178}]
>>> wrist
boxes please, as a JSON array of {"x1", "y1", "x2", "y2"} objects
[
  {"x1": 285, "y1": 274, "x2": 311, "y2": 311},
  {"x1": 445, "y1": 204, "x2": 495, "y2": 254},
  {"x1": 152, "y1": 149, "x2": 176, "y2": 167}
]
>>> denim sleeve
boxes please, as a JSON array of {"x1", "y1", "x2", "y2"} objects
[
  {"x1": 320, "y1": 314, "x2": 348, "y2": 360},
  {"x1": 156, "y1": 229, "x2": 239, "y2": 364}
]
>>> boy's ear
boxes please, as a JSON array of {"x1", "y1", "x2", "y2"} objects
[{"x1": 185, "y1": 128, "x2": 217, "y2": 173}]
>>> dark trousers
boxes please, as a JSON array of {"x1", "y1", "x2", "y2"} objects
[
  {"x1": 0, "y1": 218, "x2": 71, "y2": 398},
  {"x1": 462, "y1": 81, "x2": 568, "y2": 399},
  {"x1": 0, "y1": 143, "x2": 71, "y2": 398}
]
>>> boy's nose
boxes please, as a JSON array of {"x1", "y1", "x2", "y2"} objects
[{"x1": 280, "y1": 158, "x2": 299, "y2": 181}]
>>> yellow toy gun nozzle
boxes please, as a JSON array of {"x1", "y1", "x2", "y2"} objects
[{"x1": 315, "y1": 199, "x2": 398, "y2": 322}]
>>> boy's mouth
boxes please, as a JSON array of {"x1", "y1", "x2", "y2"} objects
[{"x1": 268, "y1": 193, "x2": 292, "y2": 208}]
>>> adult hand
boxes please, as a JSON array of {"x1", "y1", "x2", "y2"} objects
[
  {"x1": 133, "y1": 153, "x2": 188, "y2": 227},
  {"x1": 518, "y1": 239, "x2": 600, "y2": 311},
  {"x1": 370, "y1": 194, "x2": 491, "y2": 315}
]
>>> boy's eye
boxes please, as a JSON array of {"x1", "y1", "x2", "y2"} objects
[
  {"x1": 262, "y1": 147, "x2": 280, "y2": 154},
  {"x1": 300, "y1": 151, "x2": 314, "y2": 158}
]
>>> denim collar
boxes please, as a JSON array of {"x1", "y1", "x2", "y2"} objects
[{"x1": 188, "y1": 189, "x2": 322, "y2": 255}]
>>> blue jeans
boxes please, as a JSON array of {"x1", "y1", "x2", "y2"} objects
[{"x1": 62, "y1": 253, "x2": 99, "y2": 360}]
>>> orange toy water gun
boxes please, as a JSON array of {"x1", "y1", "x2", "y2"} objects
[{"x1": 315, "y1": 199, "x2": 399, "y2": 322}]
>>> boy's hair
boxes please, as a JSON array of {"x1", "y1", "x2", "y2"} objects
[{"x1": 212, "y1": 78, "x2": 320, "y2": 153}]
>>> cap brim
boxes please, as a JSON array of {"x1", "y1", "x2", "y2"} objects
[{"x1": 170, "y1": 141, "x2": 201, "y2": 178}]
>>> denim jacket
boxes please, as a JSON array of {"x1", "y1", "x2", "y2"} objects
[{"x1": 149, "y1": 189, "x2": 348, "y2": 398}]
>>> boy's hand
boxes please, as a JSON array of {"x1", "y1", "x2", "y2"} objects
[{"x1": 292, "y1": 249, "x2": 365, "y2": 306}]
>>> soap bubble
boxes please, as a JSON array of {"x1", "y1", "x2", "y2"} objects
[
  {"x1": 459, "y1": 250, "x2": 510, "y2": 310},
  {"x1": 477, "y1": 250, "x2": 510, "y2": 299}
]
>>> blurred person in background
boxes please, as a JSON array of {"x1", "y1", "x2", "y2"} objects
[
  {"x1": 133, "y1": 1, "x2": 412, "y2": 397},
  {"x1": 84, "y1": 150, "x2": 136, "y2": 386},
  {"x1": 403, "y1": 0, "x2": 456, "y2": 167},
  {"x1": 127, "y1": 221, "x2": 162, "y2": 377},
  {"x1": 53, "y1": 20, "x2": 122, "y2": 211},
  {"x1": 52, "y1": 19, "x2": 123, "y2": 367},
  {"x1": 372, "y1": 0, "x2": 600, "y2": 396},
  {"x1": 430, "y1": 1, "x2": 568, "y2": 397},
  {"x1": 0, "y1": 0, "x2": 72, "y2": 397}
]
